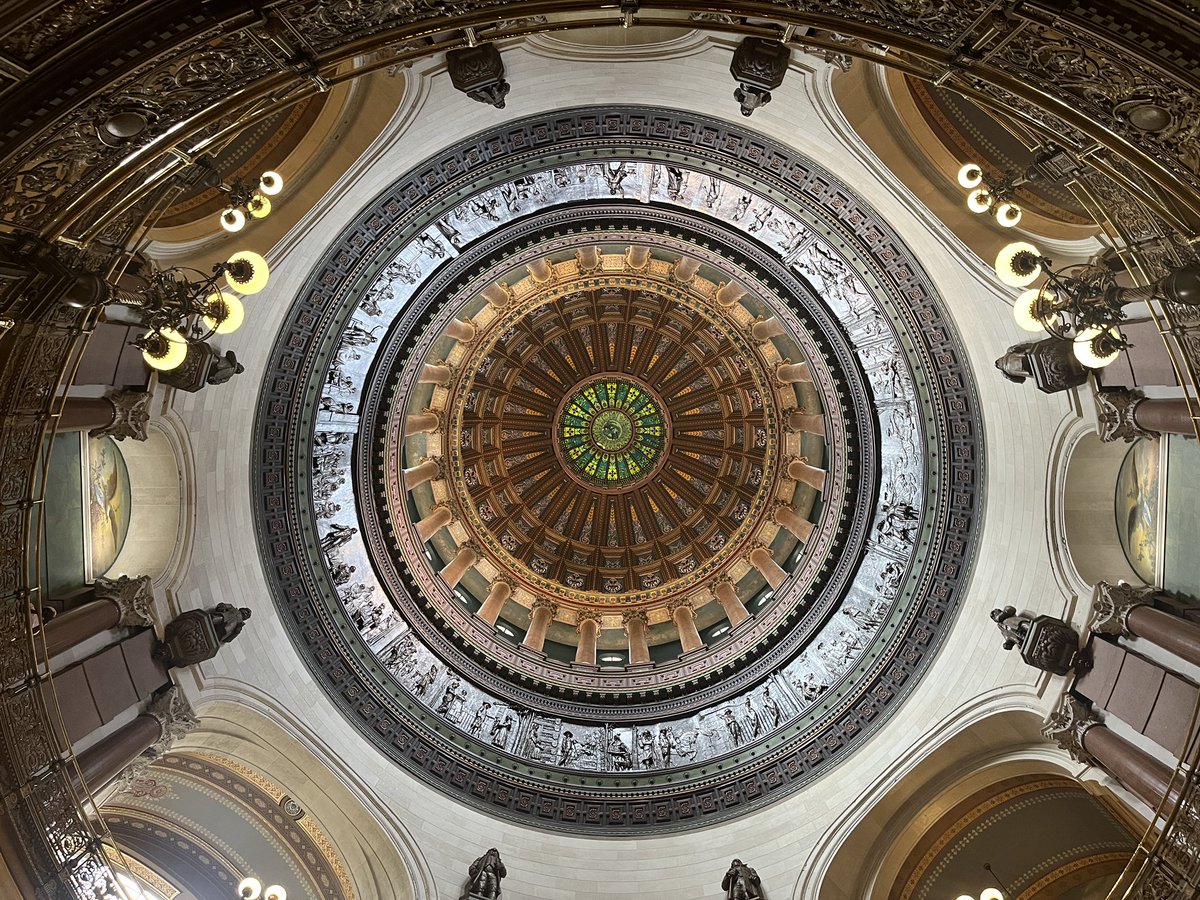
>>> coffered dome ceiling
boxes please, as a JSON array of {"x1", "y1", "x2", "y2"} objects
[{"x1": 253, "y1": 107, "x2": 983, "y2": 833}]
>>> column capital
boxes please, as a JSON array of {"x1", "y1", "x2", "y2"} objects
[
  {"x1": 666, "y1": 597, "x2": 694, "y2": 616},
  {"x1": 575, "y1": 609, "x2": 604, "y2": 631},
  {"x1": 93, "y1": 574, "x2": 155, "y2": 627},
  {"x1": 1041, "y1": 694, "x2": 1100, "y2": 765},
  {"x1": 531, "y1": 597, "x2": 559, "y2": 616},
  {"x1": 1090, "y1": 581, "x2": 1155, "y2": 636},
  {"x1": 92, "y1": 389, "x2": 151, "y2": 442},
  {"x1": 621, "y1": 609, "x2": 649, "y2": 630},
  {"x1": 146, "y1": 686, "x2": 198, "y2": 752},
  {"x1": 1094, "y1": 388, "x2": 1154, "y2": 442}
]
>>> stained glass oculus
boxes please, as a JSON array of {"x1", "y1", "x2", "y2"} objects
[{"x1": 558, "y1": 378, "x2": 666, "y2": 488}]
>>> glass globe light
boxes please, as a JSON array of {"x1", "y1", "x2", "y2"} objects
[
  {"x1": 141, "y1": 328, "x2": 188, "y2": 371},
  {"x1": 263, "y1": 886, "x2": 287, "y2": 900},
  {"x1": 202, "y1": 291, "x2": 244, "y2": 334},
  {"x1": 957, "y1": 163, "x2": 984, "y2": 189},
  {"x1": 220, "y1": 207, "x2": 246, "y2": 233},
  {"x1": 247, "y1": 193, "x2": 272, "y2": 219},
  {"x1": 967, "y1": 188, "x2": 995, "y2": 213},
  {"x1": 995, "y1": 201, "x2": 1022, "y2": 227},
  {"x1": 955, "y1": 895, "x2": 975, "y2": 900},
  {"x1": 995, "y1": 241, "x2": 1043, "y2": 288},
  {"x1": 980, "y1": 889, "x2": 1005, "y2": 900},
  {"x1": 1012, "y1": 287, "x2": 1053, "y2": 332},
  {"x1": 258, "y1": 170, "x2": 284, "y2": 195},
  {"x1": 238, "y1": 877, "x2": 263, "y2": 899},
  {"x1": 225, "y1": 250, "x2": 270, "y2": 295},
  {"x1": 1073, "y1": 326, "x2": 1122, "y2": 368}
]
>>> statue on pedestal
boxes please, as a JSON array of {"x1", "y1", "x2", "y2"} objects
[
  {"x1": 722, "y1": 859, "x2": 762, "y2": 900},
  {"x1": 156, "y1": 604, "x2": 253, "y2": 668},
  {"x1": 466, "y1": 848, "x2": 506, "y2": 900}
]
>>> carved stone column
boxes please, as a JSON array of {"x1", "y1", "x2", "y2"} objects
[
  {"x1": 73, "y1": 713, "x2": 163, "y2": 791},
  {"x1": 60, "y1": 390, "x2": 151, "y2": 441},
  {"x1": 440, "y1": 543, "x2": 478, "y2": 588},
  {"x1": 415, "y1": 505, "x2": 452, "y2": 542},
  {"x1": 481, "y1": 282, "x2": 513, "y2": 308},
  {"x1": 775, "y1": 360, "x2": 811, "y2": 384},
  {"x1": 671, "y1": 256, "x2": 700, "y2": 284},
  {"x1": 419, "y1": 362, "x2": 453, "y2": 386},
  {"x1": 668, "y1": 598, "x2": 703, "y2": 654},
  {"x1": 625, "y1": 246, "x2": 651, "y2": 270},
  {"x1": 527, "y1": 258, "x2": 555, "y2": 284},
  {"x1": 715, "y1": 281, "x2": 745, "y2": 307},
  {"x1": 477, "y1": 579, "x2": 511, "y2": 626},
  {"x1": 75, "y1": 686, "x2": 197, "y2": 791},
  {"x1": 403, "y1": 456, "x2": 442, "y2": 490},
  {"x1": 574, "y1": 610, "x2": 603, "y2": 665},
  {"x1": 523, "y1": 599, "x2": 558, "y2": 653},
  {"x1": 622, "y1": 610, "x2": 651, "y2": 664},
  {"x1": 1043, "y1": 695, "x2": 1175, "y2": 809},
  {"x1": 786, "y1": 410, "x2": 825, "y2": 434},
  {"x1": 46, "y1": 574, "x2": 157, "y2": 656},
  {"x1": 445, "y1": 319, "x2": 476, "y2": 343},
  {"x1": 712, "y1": 577, "x2": 749, "y2": 627},
  {"x1": 772, "y1": 503, "x2": 814, "y2": 543},
  {"x1": 406, "y1": 408, "x2": 442, "y2": 434},
  {"x1": 787, "y1": 457, "x2": 826, "y2": 490},
  {"x1": 750, "y1": 317, "x2": 786, "y2": 342},
  {"x1": 575, "y1": 246, "x2": 600, "y2": 273},
  {"x1": 41, "y1": 601, "x2": 119, "y2": 658},
  {"x1": 1092, "y1": 581, "x2": 1200, "y2": 667},
  {"x1": 748, "y1": 545, "x2": 787, "y2": 590},
  {"x1": 1095, "y1": 388, "x2": 1196, "y2": 441}
]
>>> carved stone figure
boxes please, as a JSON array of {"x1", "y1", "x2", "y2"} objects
[
  {"x1": 990, "y1": 605, "x2": 1032, "y2": 650},
  {"x1": 994, "y1": 338, "x2": 1088, "y2": 393},
  {"x1": 206, "y1": 349, "x2": 244, "y2": 385},
  {"x1": 211, "y1": 603, "x2": 252, "y2": 643},
  {"x1": 722, "y1": 859, "x2": 762, "y2": 900},
  {"x1": 490, "y1": 712, "x2": 514, "y2": 748},
  {"x1": 609, "y1": 734, "x2": 633, "y2": 770},
  {"x1": 466, "y1": 847, "x2": 506, "y2": 900},
  {"x1": 658, "y1": 726, "x2": 677, "y2": 766}
]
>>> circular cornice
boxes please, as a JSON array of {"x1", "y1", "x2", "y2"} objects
[
  {"x1": 367, "y1": 217, "x2": 860, "y2": 708},
  {"x1": 253, "y1": 106, "x2": 983, "y2": 834}
]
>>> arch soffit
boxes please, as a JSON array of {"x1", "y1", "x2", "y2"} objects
[
  {"x1": 797, "y1": 695, "x2": 1070, "y2": 900},
  {"x1": 173, "y1": 696, "x2": 430, "y2": 900}
]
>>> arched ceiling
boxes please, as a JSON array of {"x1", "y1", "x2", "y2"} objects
[{"x1": 251, "y1": 104, "x2": 984, "y2": 833}]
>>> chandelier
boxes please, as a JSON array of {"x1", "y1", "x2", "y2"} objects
[
  {"x1": 217, "y1": 170, "x2": 284, "y2": 233},
  {"x1": 995, "y1": 240, "x2": 1200, "y2": 369},
  {"x1": 237, "y1": 876, "x2": 285, "y2": 900},
  {"x1": 106, "y1": 251, "x2": 270, "y2": 371},
  {"x1": 955, "y1": 146, "x2": 1078, "y2": 229}
]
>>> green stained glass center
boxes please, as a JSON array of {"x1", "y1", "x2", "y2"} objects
[{"x1": 558, "y1": 379, "x2": 665, "y2": 488}]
